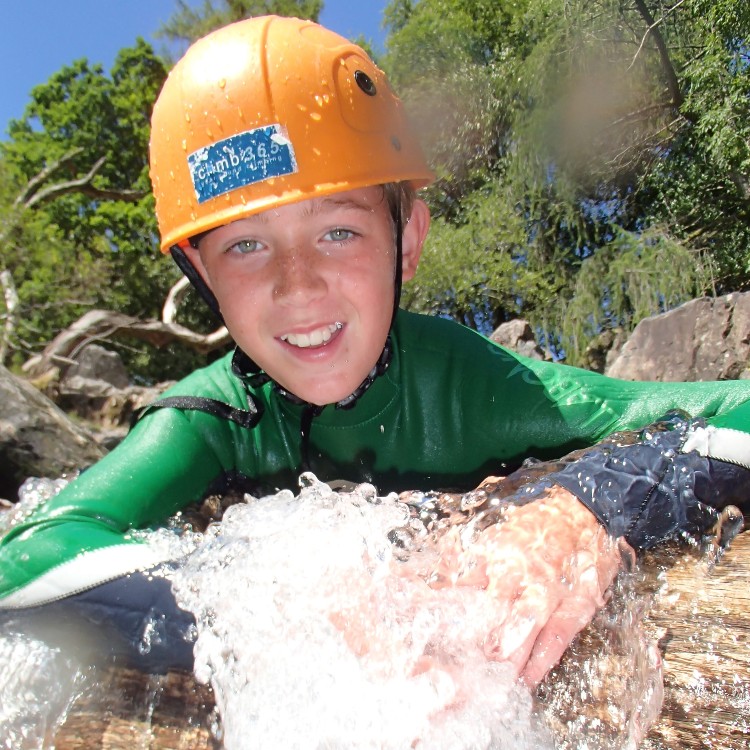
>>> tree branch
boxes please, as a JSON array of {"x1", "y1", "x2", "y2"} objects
[
  {"x1": 11, "y1": 148, "x2": 85, "y2": 211},
  {"x1": 24, "y1": 156, "x2": 145, "y2": 209},
  {"x1": 0, "y1": 270, "x2": 19, "y2": 365},
  {"x1": 630, "y1": 0, "x2": 686, "y2": 108},
  {"x1": 162, "y1": 276, "x2": 192, "y2": 324},
  {"x1": 22, "y1": 309, "x2": 230, "y2": 378}
]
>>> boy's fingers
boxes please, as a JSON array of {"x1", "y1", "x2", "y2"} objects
[
  {"x1": 519, "y1": 598, "x2": 599, "y2": 687},
  {"x1": 519, "y1": 531, "x2": 624, "y2": 686}
]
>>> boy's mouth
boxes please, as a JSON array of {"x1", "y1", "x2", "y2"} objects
[{"x1": 280, "y1": 322, "x2": 343, "y2": 349}]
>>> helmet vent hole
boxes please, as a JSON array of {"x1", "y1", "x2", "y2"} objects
[{"x1": 354, "y1": 70, "x2": 377, "y2": 96}]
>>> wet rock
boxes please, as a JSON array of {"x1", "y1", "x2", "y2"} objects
[
  {"x1": 0, "y1": 364, "x2": 104, "y2": 502},
  {"x1": 607, "y1": 292, "x2": 750, "y2": 381},
  {"x1": 581, "y1": 327, "x2": 628, "y2": 374}
]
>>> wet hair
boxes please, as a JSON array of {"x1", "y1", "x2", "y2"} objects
[{"x1": 382, "y1": 182, "x2": 417, "y2": 229}]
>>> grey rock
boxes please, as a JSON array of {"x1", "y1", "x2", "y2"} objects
[
  {"x1": 606, "y1": 293, "x2": 750, "y2": 381},
  {"x1": 0, "y1": 364, "x2": 104, "y2": 501},
  {"x1": 490, "y1": 319, "x2": 548, "y2": 360}
]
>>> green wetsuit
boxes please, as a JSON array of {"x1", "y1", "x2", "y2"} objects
[{"x1": 2, "y1": 309, "x2": 750, "y2": 608}]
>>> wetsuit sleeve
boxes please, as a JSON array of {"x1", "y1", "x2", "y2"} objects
[
  {"x1": 0, "y1": 571, "x2": 196, "y2": 673},
  {"x1": 0, "y1": 404, "x2": 231, "y2": 607},
  {"x1": 0, "y1": 398, "x2": 247, "y2": 672},
  {"x1": 551, "y1": 416, "x2": 750, "y2": 548},
  {"x1": 516, "y1": 351, "x2": 750, "y2": 442}
]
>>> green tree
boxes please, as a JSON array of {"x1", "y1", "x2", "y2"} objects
[
  {"x1": 156, "y1": 0, "x2": 323, "y2": 51},
  {"x1": 0, "y1": 40, "x2": 213, "y2": 378},
  {"x1": 386, "y1": 0, "x2": 750, "y2": 363}
]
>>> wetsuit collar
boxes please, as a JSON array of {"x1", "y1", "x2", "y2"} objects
[{"x1": 230, "y1": 334, "x2": 394, "y2": 412}]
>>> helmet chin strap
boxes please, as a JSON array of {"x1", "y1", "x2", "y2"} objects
[
  {"x1": 169, "y1": 203, "x2": 404, "y2": 411},
  {"x1": 170, "y1": 245, "x2": 224, "y2": 322}
]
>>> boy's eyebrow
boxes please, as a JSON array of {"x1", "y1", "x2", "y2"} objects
[
  {"x1": 216, "y1": 196, "x2": 377, "y2": 232},
  {"x1": 301, "y1": 197, "x2": 376, "y2": 217}
]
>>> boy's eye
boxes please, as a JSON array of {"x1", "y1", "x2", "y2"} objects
[
  {"x1": 227, "y1": 239, "x2": 261, "y2": 254},
  {"x1": 324, "y1": 228, "x2": 354, "y2": 242}
]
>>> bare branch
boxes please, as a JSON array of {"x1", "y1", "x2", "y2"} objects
[
  {"x1": 162, "y1": 276, "x2": 192, "y2": 324},
  {"x1": 0, "y1": 270, "x2": 19, "y2": 365},
  {"x1": 24, "y1": 156, "x2": 146, "y2": 209},
  {"x1": 630, "y1": 0, "x2": 686, "y2": 108},
  {"x1": 11, "y1": 148, "x2": 84, "y2": 211},
  {"x1": 22, "y1": 309, "x2": 230, "y2": 378},
  {"x1": 1, "y1": 149, "x2": 146, "y2": 251}
]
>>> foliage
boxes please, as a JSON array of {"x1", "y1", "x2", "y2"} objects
[
  {"x1": 0, "y1": 40, "x2": 220, "y2": 378},
  {"x1": 156, "y1": 0, "x2": 323, "y2": 52},
  {"x1": 402, "y1": 179, "x2": 560, "y2": 332},
  {"x1": 2, "y1": 0, "x2": 750, "y2": 378},
  {"x1": 387, "y1": 0, "x2": 750, "y2": 364}
]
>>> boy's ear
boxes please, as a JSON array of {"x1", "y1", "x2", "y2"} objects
[{"x1": 401, "y1": 199, "x2": 430, "y2": 282}]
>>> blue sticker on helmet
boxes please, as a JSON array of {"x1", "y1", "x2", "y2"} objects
[{"x1": 188, "y1": 124, "x2": 297, "y2": 203}]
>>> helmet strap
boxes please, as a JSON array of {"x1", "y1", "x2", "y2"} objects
[
  {"x1": 170, "y1": 245, "x2": 224, "y2": 323},
  {"x1": 392, "y1": 205, "x2": 404, "y2": 327}
]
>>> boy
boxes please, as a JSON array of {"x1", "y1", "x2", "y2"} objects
[{"x1": 1, "y1": 15, "x2": 749, "y2": 686}]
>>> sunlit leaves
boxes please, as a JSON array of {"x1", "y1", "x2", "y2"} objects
[{"x1": 388, "y1": 0, "x2": 750, "y2": 364}]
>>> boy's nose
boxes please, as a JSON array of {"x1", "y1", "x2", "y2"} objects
[{"x1": 272, "y1": 247, "x2": 328, "y2": 304}]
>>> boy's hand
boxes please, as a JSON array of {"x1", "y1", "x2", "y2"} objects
[{"x1": 429, "y1": 486, "x2": 629, "y2": 687}]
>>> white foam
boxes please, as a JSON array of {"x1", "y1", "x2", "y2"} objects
[{"x1": 173, "y1": 475, "x2": 554, "y2": 750}]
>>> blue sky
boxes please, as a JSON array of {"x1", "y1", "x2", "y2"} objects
[{"x1": 0, "y1": 1, "x2": 389, "y2": 139}]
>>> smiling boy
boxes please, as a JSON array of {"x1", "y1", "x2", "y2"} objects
[
  {"x1": 184, "y1": 187, "x2": 428, "y2": 407},
  {"x1": 1, "y1": 15, "x2": 750, "y2": 685}
]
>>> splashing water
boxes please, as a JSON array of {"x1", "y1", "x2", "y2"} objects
[
  {"x1": 0, "y1": 479, "x2": 92, "y2": 750},
  {"x1": 1, "y1": 446, "x2": 744, "y2": 749},
  {"x1": 0, "y1": 632, "x2": 94, "y2": 750},
  {"x1": 172, "y1": 475, "x2": 555, "y2": 750}
]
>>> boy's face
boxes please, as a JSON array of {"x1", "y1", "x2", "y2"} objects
[{"x1": 186, "y1": 186, "x2": 429, "y2": 406}]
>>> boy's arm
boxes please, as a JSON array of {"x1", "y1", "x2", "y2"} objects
[
  {"x1": 489, "y1": 411, "x2": 750, "y2": 686},
  {"x1": 552, "y1": 414, "x2": 750, "y2": 547},
  {"x1": 0, "y1": 404, "x2": 237, "y2": 671},
  {"x1": 0, "y1": 405, "x2": 230, "y2": 606}
]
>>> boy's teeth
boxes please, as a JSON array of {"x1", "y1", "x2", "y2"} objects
[{"x1": 282, "y1": 322, "x2": 342, "y2": 348}]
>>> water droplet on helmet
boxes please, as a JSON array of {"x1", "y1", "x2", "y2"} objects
[
  {"x1": 310, "y1": 112, "x2": 322, "y2": 122},
  {"x1": 218, "y1": 78, "x2": 226, "y2": 89}
]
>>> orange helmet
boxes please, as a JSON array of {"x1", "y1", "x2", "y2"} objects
[{"x1": 149, "y1": 15, "x2": 433, "y2": 252}]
